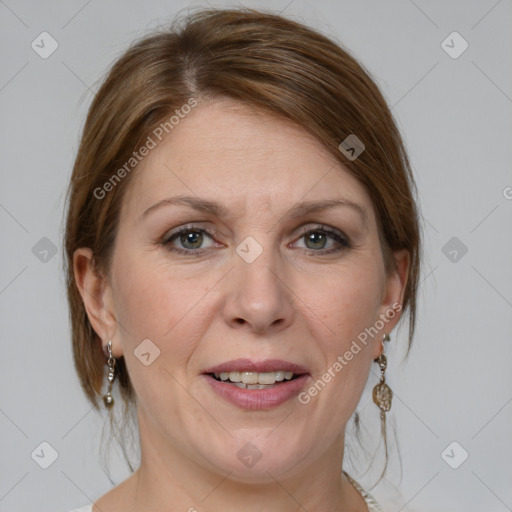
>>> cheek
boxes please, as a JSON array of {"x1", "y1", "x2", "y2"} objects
[
  {"x1": 113, "y1": 248, "x2": 203, "y2": 333},
  {"x1": 331, "y1": 266, "x2": 383, "y2": 391},
  {"x1": 305, "y1": 262, "x2": 382, "y2": 397},
  {"x1": 311, "y1": 260, "x2": 383, "y2": 346},
  {"x1": 111, "y1": 250, "x2": 211, "y2": 372},
  {"x1": 111, "y1": 256, "x2": 210, "y2": 413}
]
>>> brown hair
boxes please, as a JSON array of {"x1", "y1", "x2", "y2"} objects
[{"x1": 63, "y1": 6, "x2": 421, "y2": 474}]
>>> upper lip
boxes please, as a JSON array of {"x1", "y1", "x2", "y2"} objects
[{"x1": 203, "y1": 358, "x2": 309, "y2": 375}]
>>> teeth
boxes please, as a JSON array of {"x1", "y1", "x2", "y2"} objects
[
  {"x1": 258, "y1": 372, "x2": 277, "y2": 385},
  {"x1": 241, "y1": 372, "x2": 259, "y2": 385},
  {"x1": 229, "y1": 371, "x2": 242, "y2": 382},
  {"x1": 213, "y1": 371, "x2": 297, "y2": 385}
]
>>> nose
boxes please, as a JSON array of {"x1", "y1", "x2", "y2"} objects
[{"x1": 222, "y1": 240, "x2": 295, "y2": 335}]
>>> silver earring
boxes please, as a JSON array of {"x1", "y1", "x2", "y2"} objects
[
  {"x1": 103, "y1": 340, "x2": 116, "y2": 408},
  {"x1": 372, "y1": 332, "x2": 392, "y2": 481},
  {"x1": 372, "y1": 333, "x2": 392, "y2": 465},
  {"x1": 372, "y1": 332, "x2": 392, "y2": 415}
]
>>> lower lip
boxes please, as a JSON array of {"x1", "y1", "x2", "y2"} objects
[{"x1": 203, "y1": 374, "x2": 310, "y2": 410}]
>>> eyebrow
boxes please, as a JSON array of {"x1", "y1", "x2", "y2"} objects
[{"x1": 140, "y1": 195, "x2": 369, "y2": 227}]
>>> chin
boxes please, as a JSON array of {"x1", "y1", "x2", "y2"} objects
[{"x1": 197, "y1": 431, "x2": 312, "y2": 483}]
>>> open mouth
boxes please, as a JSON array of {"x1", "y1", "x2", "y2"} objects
[
  {"x1": 207, "y1": 371, "x2": 302, "y2": 389},
  {"x1": 203, "y1": 360, "x2": 310, "y2": 409}
]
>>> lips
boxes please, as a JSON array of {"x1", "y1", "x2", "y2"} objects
[{"x1": 202, "y1": 359, "x2": 310, "y2": 410}]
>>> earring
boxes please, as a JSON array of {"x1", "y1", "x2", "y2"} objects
[
  {"x1": 372, "y1": 332, "x2": 392, "y2": 415},
  {"x1": 103, "y1": 340, "x2": 116, "y2": 408},
  {"x1": 372, "y1": 332, "x2": 392, "y2": 481}
]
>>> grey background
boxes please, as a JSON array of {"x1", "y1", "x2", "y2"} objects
[{"x1": 1, "y1": 0, "x2": 511, "y2": 511}]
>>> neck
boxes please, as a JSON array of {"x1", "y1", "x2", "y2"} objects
[{"x1": 125, "y1": 412, "x2": 366, "y2": 512}]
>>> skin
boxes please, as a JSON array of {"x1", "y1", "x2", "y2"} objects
[{"x1": 74, "y1": 97, "x2": 409, "y2": 512}]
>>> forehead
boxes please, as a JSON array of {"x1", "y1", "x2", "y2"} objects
[{"x1": 121, "y1": 99, "x2": 375, "y2": 223}]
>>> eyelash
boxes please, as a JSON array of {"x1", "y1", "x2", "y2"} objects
[{"x1": 161, "y1": 224, "x2": 351, "y2": 257}]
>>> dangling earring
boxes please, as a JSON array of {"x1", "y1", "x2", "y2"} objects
[
  {"x1": 103, "y1": 340, "x2": 116, "y2": 408},
  {"x1": 373, "y1": 332, "x2": 392, "y2": 414},
  {"x1": 373, "y1": 333, "x2": 392, "y2": 468}
]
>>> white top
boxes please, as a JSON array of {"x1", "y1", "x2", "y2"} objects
[
  {"x1": 68, "y1": 473, "x2": 383, "y2": 512},
  {"x1": 344, "y1": 471, "x2": 384, "y2": 512}
]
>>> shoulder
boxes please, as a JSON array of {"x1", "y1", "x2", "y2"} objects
[{"x1": 87, "y1": 471, "x2": 138, "y2": 512}]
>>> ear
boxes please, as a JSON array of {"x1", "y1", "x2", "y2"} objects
[
  {"x1": 372, "y1": 249, "x2": 410, "y2": 358},
  {"x1": 73, "y1": 248, "x2": 123, "y2": 358}
]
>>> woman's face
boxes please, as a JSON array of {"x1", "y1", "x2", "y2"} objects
[{"x1": 84, "y1": 98, "x2": 407, "y2": 481}]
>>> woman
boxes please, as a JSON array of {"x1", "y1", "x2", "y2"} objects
[{"x1": 64, "y1": 7, "x2": 420, "y2": 512}]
